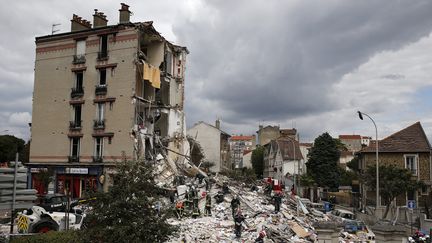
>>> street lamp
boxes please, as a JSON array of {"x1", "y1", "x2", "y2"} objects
[{"x1": 357, "y1": 111, "x2": 379, "y2": 210}]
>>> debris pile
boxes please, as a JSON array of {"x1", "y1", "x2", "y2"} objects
[{"x1": 165, "y1": 175, "x2": 335, "y2": 242}]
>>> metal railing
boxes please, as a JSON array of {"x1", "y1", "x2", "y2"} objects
[
  {"x1": 95, "y1": 84, "x2": 107, "y2": 95},
  {"x1": 92, "y1": 156, "x2": 103, "y2": 163},
  {"x1": 69, "y1": 120, "x2": 82, "y2": 129},
  {"x1": 93, "y1": 119, "x2": 105, "y2": 129},
  {"x1": 97, "y1": 51, "x2": 109, "y2": 60},
  {"x1": 68, "y1": 156, "x2": 80, "y2": 163},
  {"x1": 71, "y1": 87, "x2": 84, "y2": 98},
  {"x1": 73, "y1": 55, "x2": 86, "y2": 64}
]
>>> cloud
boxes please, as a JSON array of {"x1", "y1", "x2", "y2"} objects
[
  {"x1": 2, "y1": 0, "x2": 432, "y2": 143},
  {"x1": 172, "y1": 0, "x2": 432, "y2": 141}
]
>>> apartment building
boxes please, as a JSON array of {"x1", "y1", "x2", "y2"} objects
[
  {"x1": 229, "y1": 135, "x2": 256, "y2": 169},
  {"x1": 29, "y1": 4, "x2": 188, "y2": 197}
]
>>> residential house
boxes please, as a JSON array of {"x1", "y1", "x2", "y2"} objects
[
  {"x1": 229, "y1": 135, "x2": 256, "y2": 169},
  {"x1": 29, "y1": 4, "x2": 188, "y2": 197},
  {"x1": 359, "y1": 122, "x2": 431, "y2": 208},
  {"x1": 187, "y1": 120, "x2": 231, "y2": 173},
  {"x1": 263, "y1": 137, "x2": 303, "y2": 187},
  {"x1": 257, "y1": 125, "x2": 298, "y2": 145},
  {"x1": 299, "y1": 142, "x2": 312, "y2": 174},
  {"x1": 242, "y1": 150, "x2": 253, "y2": 169}
]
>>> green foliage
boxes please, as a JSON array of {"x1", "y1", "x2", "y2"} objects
[
  {"x1": 251, "y1": 146, "x2": 264, "y2": 178},
  {"x1": 0, "y1": 135, "x2": 26, "y2": 162},
  {"x1": 82, "y1": 160, "x2": 177, "y2": 242},
  {"x1": 299, "y1": 174, "x2": 315, "y2": 187},
  {"x1": 364, "y1": 164, "x2": 422, "y2": 218},
  {"x1": 339, "y1": 168, "x2": 357, "y2": 186},
  {"x1": 10, "y1": 230, "x2": 82, "y2": 243},
  {"x1": 347, "y1": 156, "x2": 360, "y2": 172},
  {"x1": 306, "y1": 132, "x2": 341, "y2": 190}
]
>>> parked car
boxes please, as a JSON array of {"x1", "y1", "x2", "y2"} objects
[{"x1": 328, "y1": 209, "x2": 355, "y2": 222}]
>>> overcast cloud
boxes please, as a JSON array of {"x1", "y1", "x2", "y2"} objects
[{"x1": 1, "y1": 0, "x2": 432, "y2": 142}]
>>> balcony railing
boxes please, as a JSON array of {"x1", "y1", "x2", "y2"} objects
[
  {"x1": 97, "y1": 51, "x2": 109, "y2": 60},
  {"x1": 93, "y1": 119, "x2": 105, "y2": 129},
  {"x1": 68, "y1": 155, "x2": 80, "y2": 163},
  {"x1": 95, "y1": 84, "x2": 107, "y2": 95},
  {"x1": 69, "y1": 120, "x2": 82, "y2": 129},
  {"x1": 92, "y1": 156, "x2": 103, "y2": 163},
  {"x1": 73, "y1": 55, "x2": 86, "y2": 64},
  {"x1": 71, "y1": 87, "x2": 84, "y2": 98}
]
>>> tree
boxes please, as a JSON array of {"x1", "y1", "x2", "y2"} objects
[
  {"x1": 364, "y1": 164, "x2": 422, "y2": 219},
  {"x1": 306, "y1": 132, "x2": 341, "y2": 191},
  {"x1": 83, "y1": 160, "x2": 177, "y2": 242},
  {"x1": 0, "y1": 135, "x2": 26, "y2": 162},
  {"x1": 347, "y1": 156, "x2": 360, "y2": 173},
  {"x1": 251, "y1": 146, "x2": 264, "y2": 178}
]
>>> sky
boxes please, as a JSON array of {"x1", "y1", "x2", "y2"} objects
[{"x1": 1, "y1": 0, "x2": 432, "y2": 142}]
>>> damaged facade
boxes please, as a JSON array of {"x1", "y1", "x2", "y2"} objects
[{"x1": 29, "y1": 4, "x2": 189, "y2": 196}]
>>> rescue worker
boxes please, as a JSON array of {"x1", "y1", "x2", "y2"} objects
[
  {"x1": 204, "y1": 193, "x2": 212, "y2": 216},
  {"x1": 192, "y1": 195, "x2": 200, "y2": 218},
  {"x1": 255, "y1": 230, "x2": 266, "y2": 243},
  {"x1": 272, "y1": 191, "x2": 282, "y2": 213},
  {"x1": 222, "y1": 183, "x2": 229, "y2": 194},
  {"x1": 175, "y1": 200, "x2": 184, "y2": 219},
  {"x1": 214, "y1": 191, "x2": 224, "y2": 203},
  {"x1": 233, "y1": 209, "x2": 245, "y2": 238},
  {"x1": 231, "y1": 196, "x2": 241, "y2": 217}
]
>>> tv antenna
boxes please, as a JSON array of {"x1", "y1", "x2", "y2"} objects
[{"x1": 51, "y1": 23, "x2": 61, "y2": 35}]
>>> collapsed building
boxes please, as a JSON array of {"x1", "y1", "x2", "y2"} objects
[{"x1": 29, "y1": 3, "x2": 192, "y2": 197}]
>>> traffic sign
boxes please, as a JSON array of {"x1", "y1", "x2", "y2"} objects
[{"x1": 407, "y1": 200, "x2": 416, "y2": 209}]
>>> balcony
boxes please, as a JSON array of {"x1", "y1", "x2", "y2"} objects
[
  {"x1": 92, "y1": 156, "x2": 103, "y2": 163},
  {"x1": 68, "y1": 156, "x2": 80, "y2": 163},
  {"x1": 93, "y1": 119, "x2": 105, "y2": 129},
  {"x1": 95, "y1": 84, "x2": 107, "y2": 96},
  {"x1": 73, "y1": 55, "x2": 86, "y2": 64},
  {"x1": 71, "y1": 87, "x2": 84, "y2": 98},
  {"x1": 69, "y1": 120, "x2": 82, "y2": 130},
  {"x1": 97, "y1": 51, "x2": 109, "y2": 61}
]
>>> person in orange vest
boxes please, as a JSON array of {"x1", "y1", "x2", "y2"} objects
[{"x1": 175, "y1": 200, "x2": 184, "y2": 219}]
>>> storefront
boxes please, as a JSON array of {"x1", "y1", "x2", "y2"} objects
[{"x1": 29, "y1": 165, "x2": 103, "y2": 198}]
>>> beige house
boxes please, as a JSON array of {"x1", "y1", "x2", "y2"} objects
[
  {"x1": 29, "y1": 4, "x2": 188, "y2": 197},
  {"x1": 187, "y1": 120, "x2": 231, "y2": 173},
  {"x1": 360, "y1": 122, "x2": 432, "y2": 209}
]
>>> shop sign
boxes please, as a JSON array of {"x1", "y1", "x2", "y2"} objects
[
  {"x1": 30, "y1": 168, "x2": 47, "y2": 173},
  {"x1": 65, "y1": 168, "x2": 88, "y2": 174}
]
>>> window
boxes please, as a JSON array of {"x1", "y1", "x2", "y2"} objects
[
  {"x1": 73, "y1": 40, "x2": 86, "y2": 64},
  {"x1": 70, "y1": 105, "x2": 82, "y2": 128},
  {"x1": 407, "y1": 190, "x2": 416, "y2": 201},
  {"x1": 99, "y1": 68, "x2": 106, "y2": 85},
  {"x1": 94, "y1": 137, "x2": 103, "y2": 158},
  {"x1": 75, "y1": 72, "x2": 83, "y2": 90},
  {"x1": 98, "y1": 35, "x2": 108, "y2": 59},
  {"x1": 70, "y1": 137, "x2": 80, "y2": 157},
  {"x1": 96, "y1": 103, "x2": 104, "y2": 121},
  {"x1": 405, "y1": 155, "x2": 418, "y2": 175},
  {"x1": 76, "y1": 40, "x2": 86, "y2": 56},
  {"x1": 421, "y1": 185, "x2": 429, "y2": 195}
]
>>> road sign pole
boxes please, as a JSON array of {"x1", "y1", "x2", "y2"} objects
[{"x1": 10, "y1": 152, "x2": 18, "y2": 234}]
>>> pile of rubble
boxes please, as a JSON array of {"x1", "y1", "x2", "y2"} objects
[{"x1": 166, "y1": 176, "x2": 333, "y2": 242}]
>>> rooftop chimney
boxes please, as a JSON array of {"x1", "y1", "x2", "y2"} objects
[
  {"x1": 119, "y1": 3, "x2": 131, "y2": 24},
  {"x1": 93, "y1": 9, "x2": 108, "y2": 28},
  {"x1": 215, "y1": 119, "x2": 220, "y2": 129},
  {"x1": 71, "y1": 14, "x2": 91, "y2": 32}
]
